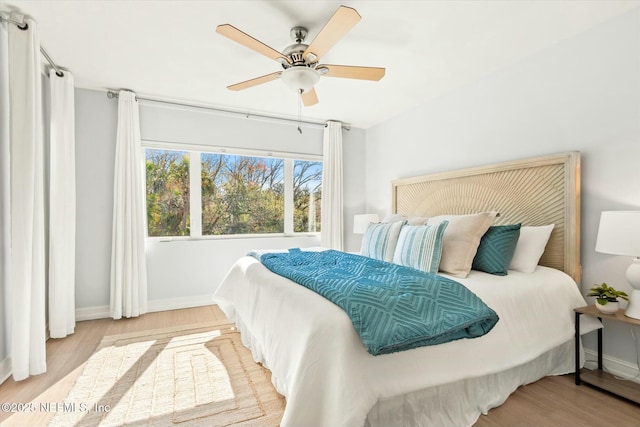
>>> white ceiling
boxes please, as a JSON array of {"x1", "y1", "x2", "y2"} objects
[{"x1": 3, "y1": 1, "x2": 638, "y2": 128}]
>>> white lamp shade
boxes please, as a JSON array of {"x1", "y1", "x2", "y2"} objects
[
  {"x1": 595, "y1": 211, "x2": 640, "y2": 256},
  {"x1": 353, "y1": 214, "x2": 380, "y2": 234},
  {"x1": 280, "y1": 67, "x2": 320, "y2": 92}
]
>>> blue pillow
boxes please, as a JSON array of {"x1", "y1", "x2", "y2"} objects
[
  {"x1": 392, "y1": 222, "x2": 448, "y2": 274},
  {"x1": 472, "y1": 224, "x2": 521, "y2": 275},
  {"x1": 360, "y1": 220, "x2": 405, "y2": 262}
]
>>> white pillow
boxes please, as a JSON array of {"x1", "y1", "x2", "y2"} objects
[
  {"x1": 427, "y1": 212, "x2": 497, "y2": 278},
  {"x1": 508, "y1": 224, "x2": 555, "y2": 273}
]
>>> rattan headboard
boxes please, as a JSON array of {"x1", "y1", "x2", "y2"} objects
[{"x1": 392, "y1": 152, "x2": 581, "y2": 282}]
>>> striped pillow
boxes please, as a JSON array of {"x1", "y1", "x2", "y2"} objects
[
  {"x1": 392, "y1": 222, "x2": 449, "y2": 273},
  {"x1": 360, "y1": 221, "x2": 405, "y2": 262}
]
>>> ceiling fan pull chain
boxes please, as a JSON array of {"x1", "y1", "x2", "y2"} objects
[{"x1": 297, "y1": 89, "x2": 303, "y2": 134}]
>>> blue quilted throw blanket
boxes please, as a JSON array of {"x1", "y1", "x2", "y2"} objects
[{"x1": 251, "y1": 249, "x2": 499, "y2": 355}]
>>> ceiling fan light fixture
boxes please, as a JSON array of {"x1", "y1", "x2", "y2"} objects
[
  {"x1": 280, "y1": 67, "x2": 320, "y2": 92},
  {"x1": 217, "y1": 5, "x2": 385, "y2": 105}
]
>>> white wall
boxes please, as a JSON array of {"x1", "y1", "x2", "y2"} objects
[
  {"x1": 75, "y1": 89, "x2": 117, "y2": 310},
  {"x1": 74, "y1": 89, "x2": 366, "y2": 314},
  {"x1": 342, "y1": 127, "x2": 367, "y2": 252},
  {"x1": 364, "y1": 9, "x2": 640, "y2": 366}
]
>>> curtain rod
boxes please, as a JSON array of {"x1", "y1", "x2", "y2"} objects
[
  {"x1": 0, "y1": 14, "x2": 64, "y2": 77},
  {"x1": 106, "y1": 90, "x2": 351, "y2": 131}
]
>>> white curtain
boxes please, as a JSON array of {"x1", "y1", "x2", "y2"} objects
[
  {"x1": 8, "y1": 15, "x2": 47, "y2": 381},
  {"x1": 320, "y1": 120, "x2": 344, "y2": 250},
  {"x1": 110, "y1": 90, "x2": 148, "y2": 319},
  {"x1": 48, "y1": 69, "x2": 76, "y2": 338},
  {"x1": 0, "y1": 15, "x2": 11, "y2": 384}
]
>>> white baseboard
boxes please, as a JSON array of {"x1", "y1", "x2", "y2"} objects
[
  {"x1": 0, "y1": 357, "x2": 11, "y2": 385},
  {"x1": 584, "y1": 348, "x2": 640, "y2": 384},
  {"x1": 75, "y1": 295, "x2": 215, "y2": 321},
  {"x1": 147, "y1": 295, "x2": 215, "y2": 313},
  {"x1": 75, "y1": 305, "x2": 110, "y2": 321}
]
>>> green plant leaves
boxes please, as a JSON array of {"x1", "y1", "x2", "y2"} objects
[{"x1": 588, "y1": 282, "x2": 630, "y2": 303}]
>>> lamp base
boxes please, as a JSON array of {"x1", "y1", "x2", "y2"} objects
[
  {"x1": 625, "y1": 289, "x2": 640, "y2": 319},
  {"x1": 624, "y1": 259, "x2": 640, "y2": 319}
]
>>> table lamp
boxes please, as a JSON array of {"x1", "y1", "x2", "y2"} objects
[{"x1": 595, "y1": 211, "x2": 640, "y2": 319}]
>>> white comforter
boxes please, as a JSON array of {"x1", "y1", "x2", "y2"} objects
[{"x1": 213, "y1": 253, "x2": 600, "y2": 427}]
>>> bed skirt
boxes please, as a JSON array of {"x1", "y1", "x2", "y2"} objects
[
  {"x1": 365, "y1": 339, "x2": 578, "y2": 427},
  {"x1": 232, "y1": 310, "x2": 580, "y2": 427}
]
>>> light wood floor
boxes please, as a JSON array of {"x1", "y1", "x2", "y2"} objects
[{"x1": 2, "y1": 305, "x2": 640, "y2": 427}]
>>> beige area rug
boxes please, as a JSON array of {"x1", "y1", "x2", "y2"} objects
[{"x1": 48, "y1": 322, "x2": 285, "y2": 426}]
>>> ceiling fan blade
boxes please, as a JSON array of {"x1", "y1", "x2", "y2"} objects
[
  {"x1": 322, "y1": 64, "x2": 385, "y2": 81},
  {"x1": 227, "y1": 72, "x2": 282, "y2": 91},
  {"x1": 301, "y1": 88, "x2": 319, "y2": 106},
  {"x1": 303, "y1": 6, "x2": 361, "y2": 62},
  {"x1": 217, "y1": 24, "x2": 290, "y2": 64}
]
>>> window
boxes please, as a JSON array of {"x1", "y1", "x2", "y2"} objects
[
  {"x1": 202, "y1": 154, "x2": 284, "y2": 235},
  {"x1": 145, "y1": 149, "x2": 190, "y2": 237},
  {"x1": 294, "y1": 160, "x2": 322, "y2": 233},
  {"x1": 145, "y1": 146, "x2": 322, "y2": 238}
]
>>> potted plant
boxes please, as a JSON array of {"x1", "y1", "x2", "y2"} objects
[{"x1": 587, "y1": 282, "x2": 629, "y2": 314}]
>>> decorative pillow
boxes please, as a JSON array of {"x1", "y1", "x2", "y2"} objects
[
  {"x1": 360, "y1": 220, "x2": 405, "y2": 262},
  {"x1": 472, "y1": 224, "x2": 521, "y2": 275},
  {"x1": 392, "y1": 222, "x2": 449, "y2": 273},
  {"x1": 427, "y1": 212, "x2": 498, "y2": 278},
  {"x1": 509, "y1": 224, "x2": 555, "y2": 273}
]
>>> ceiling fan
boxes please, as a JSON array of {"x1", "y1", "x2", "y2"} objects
[{"x1": 216, "y1": 5, "x2": 385, "y2": 107}]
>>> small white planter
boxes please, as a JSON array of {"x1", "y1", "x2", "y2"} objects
[{"x1": 595, "y1": 300, "x2": 619, "y2": 315}]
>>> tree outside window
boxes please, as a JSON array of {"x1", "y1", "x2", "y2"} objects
[
  {"x1": 294, "y1": 160, "x2": 322, "y2": 233},
  {"x1": 145, "y1": 149, "x2": 190, "y2": 237},
  {"x1": 201, "y1": 154, "x2": 284, "y2": 235},
  {"x1": 145, "y1": 147, "x2": 322, "y2": 238}
]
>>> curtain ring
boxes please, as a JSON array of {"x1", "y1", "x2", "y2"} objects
[{"x1": 18, "y1": 22, "x2": 28, "y2": 31}]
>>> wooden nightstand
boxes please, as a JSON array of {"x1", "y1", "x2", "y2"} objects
[{"x1": 574, "y1": 305, "x2": 640, "y2": 404}]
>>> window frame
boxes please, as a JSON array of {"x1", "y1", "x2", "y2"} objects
[{"x1": 142, "y1": 140, "x2": 322, "y2": 241}]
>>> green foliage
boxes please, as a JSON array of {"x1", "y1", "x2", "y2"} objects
[
  {"x1": 201, "y1": 154, "x2": 285, "y2": 235},
  {"x1": 147, "y1": 151, "x2": 323, "y2": 237},
  {"x1": 293, "y1": 161, "x2": 322, "y2": 233},
  {"x1": 587, "y1": 282, "x2": 629, "y2": 305},
  {"x1": 146, "y1": 150, "x2": 190, "y2": 237}
]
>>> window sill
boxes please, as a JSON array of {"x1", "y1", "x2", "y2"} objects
[{"x1": 146, "y1": 232, "x2": 320, "y2": 243}]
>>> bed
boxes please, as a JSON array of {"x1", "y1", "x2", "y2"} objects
[{"x1": 213, "y1": 151, "x2": 601, "y2": 427}]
